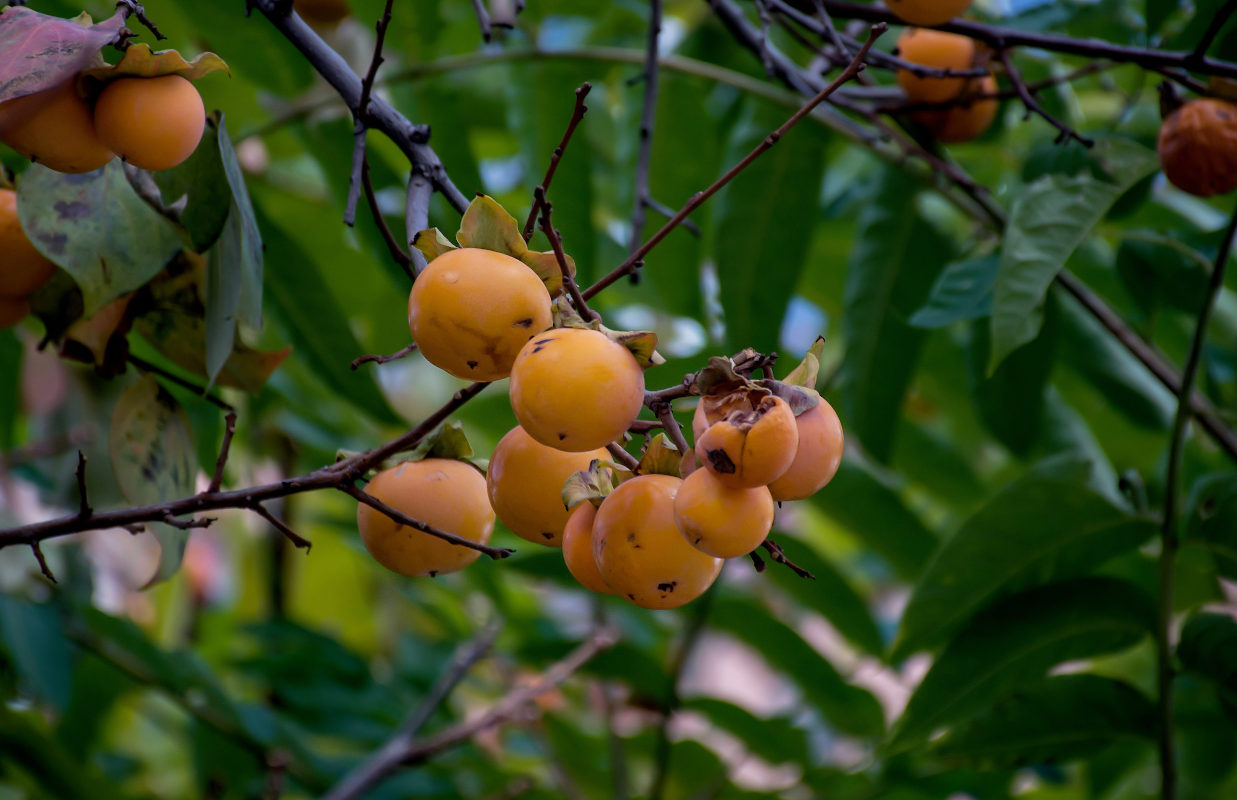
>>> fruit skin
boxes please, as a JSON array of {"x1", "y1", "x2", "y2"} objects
[
  {"x1": 912, "y1": 73, "x2": 999, "y2": 143},
  {"x1": 896, "y1": 28, "x2": 976, "y2": 104},
  {"x1": 0, "y1": 189, "x2": 56, "y2": 298},
  {"x1": 887, "y1": 0, "x2": 971, "y2": 27},
  {"x1": 486, "y1": 425, "x2": 607, "y2": 546},
  {"x1": 0, "y1": 295, "x2": 29, "y2": 330},
  {"x1": 408, "y1": 248, "x2": 552, "y2": 381},
  {"x1": 767, "y1": 391, "x2": 844, "y2": 501},
  {"x1": 593, "y1": 474, "x2": 723, "y2": 609},
  {"x1": 673, "y1": 468, "x2": 775, "y2": 559},
  {"x1": 562, "y1": 503, "x2": 615, "y2": 594},
  {"x1": 1158, "y1": 98, "x2": 1237, "y2": 197},
  {"x1": 509, "y1": 327, "x2": 645, "y2": 452},
  {"x1": 0, "y1": 79, "x2": 114, "y2": 174},
  {"x1": 295, "y1": 0, "x2": 351, "y2": 24},
  {"x1": 695, "y1": 394, "x2": 799, "y2": 489},
  {"x1": 93, "y1": 75, "x2": 205, "y2": 171},
  {"x1": 357, "y1": 458, "x2": 495, "y2": 577}
]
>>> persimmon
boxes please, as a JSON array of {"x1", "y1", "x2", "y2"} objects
[
  {"x1": 1158, "y1": 98, "x2": 1237, "y2": 197},
  {"x1": 408, "y1": 248, "x2": 552, "y2": 381},
  {"x1": 509, "y1": 327, "x2": 645, "y2": 452},
  {"x1": 896, "y1": 28, "x2": 976, "y2": 105},
  {"x1": 0, "y1": 189, "x2": 56, "y2": 298},
  {"x1": 93, "y1": 75, "x2": 205, "y2": 171},
  {"x1": 0, "y1": 295, "x2": 29, "y2": 330},
  {"x1": 767, "y1": 391, "x2": 844, "y2": 501},
  {"x1": 486, "y1": 425, "x2": 607, "y2": 546},
  {"x1": 695, "y1": 394, "x2": 799, "y2": 489},
  {"x1": 0, "y1": 79, "x2": 114, "y2": 174},
  {"x1": 673, "y1": 468, "x2": 774, "y2": 558},
  {"x1": 295, "y1": 0, "x2": 351, "y2": 24},
  {"x1": 887, "y1": 0, "x2": 971, "y2": 27},
  {"x1": 356, "y1": 459, "x2": 495, "y2": 577},
  {"x1": 593, "y1": 474, "x2": 722, "y2": 609},
  {"x1": 562, "y1": 503, "x2": 615, "y2": 594},
  {"x1": 912, "y1": 73, "x2": 999, "y2": 143}
]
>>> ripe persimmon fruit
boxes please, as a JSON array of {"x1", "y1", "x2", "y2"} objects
[
  {"x1": 896, "y1": 28, "x2": 977, "y2": 105},
  {"x1": 562, "y1": 503, "x2": 615, "y2": 594},
  {"x1": 695, "y1": 394, "x2": 799, "y2": 489},
  {"x1": 93, "y1": 75, "x2": 205, "y2": 171},
  {"x1": 673, "y1": 468, "x2": 775, "y2": 558},
  {"x1": 0, "y1": 79, "x2": 114, "y2": 174},
  {"x1": 767, "y1": 390, "x2": 844, "y2": 501},
  {"x1": 0, "y1": 188, "x2": 56, "y2": 299}
]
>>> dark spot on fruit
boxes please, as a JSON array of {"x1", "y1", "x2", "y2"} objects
[
  {"x1": 531, "y1": 346, "x2": 544, "y2": 354},
  {"x1": 694, "y1": 536, "x2": 702, "y2": 544},
  {"x1": 514, "y1": 318, "x2": 533, "y2": 328},
  {"x1": 429, "y1": 570, "x2": 438, "y2": 577},
  {"x1": 706, "y1": 449, "x2": 736, "y2": 474},
  {"x1": 657, "y1": 581, "x2": 677, "y2": 592},
  {"x1": 558, "y1": 432, "x2": 567, "y2": 441},
  {"x1": 542, "y1": 531, "x2": 554, "y2": 539},
  {"x1": 1220, "y1": 110, "x2": 1233, "y2": 121},
  {"x1": 467, "y1": 360, "x2": 479, "y2": 368},
  {"x1": 533, "y1": 338, "x2": 552, "y2": 346},
  {"x1": 627, "y1": 593, "x2": 636, "y2": 601},
  {"x1": 626, "y1": 532, "x2": 636, "y2": 542}
]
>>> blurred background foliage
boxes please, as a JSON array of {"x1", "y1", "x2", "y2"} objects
[{"x1": 1, "y1": 0, "x2": 1237, "y2": 798}]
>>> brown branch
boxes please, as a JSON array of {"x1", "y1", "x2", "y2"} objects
[
  {"x1": 116, "y1": 0, "x2": 166, "y2": 40},
  {"x1": 351, "y1": 342, "x2": 419, "y2": 370},
  {"x1": 343, "y1": 0, "x2": 396, "y2": 226},
  {"x1": 75, "y1": 450, "x2": 91, "y2": 518},
  {"x1": 522, "y1": 84, "x2": 592, "y2": 241},
  {"x1": 30, "y1": 542, "x2": 55, "y2": 583},
  {"x1": 627, "y1": 0, "x2": 663, "y2": 256},
  {"x1": 161, "y1": 512, "x2": 214, "y2": 530},
  {"x1": 251, "y1": 502, "x2": 312, "y2": 551},
  {"x1": 534, "y1": 187, "x2": 598, "y2": 321},
  {"x1": 342, "y1": 484, "x2": 514, "y2": 559},
  {"x1": 748, "y1": 549, "x2": 767, "y2": 572},
  {"x1": 399, "y1": 627, "x2": 619, "y2": 766},
  {"x1": 406, "y1": 170, "x2": 434, "y2": 276},
  {"x1": 607, "y1": 442, "x2": 641, "y2": 471},
  {"x1": 209, "y1": 412, "x2": 238, "y2": 494},
  {"x1": 760, "y1": 538, "x2": 814, "y2": 579},
  {"x1": 627, "y1": 419, "x2": 665, "y2": 434},
  {"x1": 584, "y1": 22, "x2": 886, "y2": 298},
  {"x1": 361, "y1": 157, "x2": 416, "y2": 279},
  {"x1": 651, "y1": 404, "x2": 690, "y2": 456},
  {"x1": 471, "y1": 0, "x2": 493, "y2": 42},
  {"x1": 996, "y1": 49, "x2": 1093, "y2": 147}
]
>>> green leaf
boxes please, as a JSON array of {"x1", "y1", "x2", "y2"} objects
[
  {"x1": 683, "y1": 698, "x2": 810, "y2": 765},
  {"x1": 0, "y1": 596, "x2": 74, "y2": 711},
  {"x1": 764, "y1": 537, "x2": 885, "y2": 658},
  {"x1": 1146, "y1": 0, "x2": 1179, "y2": 34},
  {"x1": 839, "y1": 169, "x2": 953, "y2": 461},
  {"x1": 1178, "y1": 613, "x2": 1237, "y2": 707},
  {"x1": 932, "y1": 675, "x2": 1155, "y2": 768},
  {"x1": 254, "y1": 202, "x2": 401, "y2": 425},
  {"x1": 893, "y1": 460, "x2": 1156, "y2": 659},
  {"x1": 215, "y1": 115, "x2": 263, "y2": 329},
  {"x1": 710, "y1": 596, "x2": 885, "y2": 738},
  {"x1": 1115, "y1": 232, "x2": 1211, "y2": 316},
  {"x1": 0, "y1": 330, "x2": 19, "y2": 450},
  {"x1": 908, "y1": 254, "x2": 999, "y2": 329},
  {"x1": 16, "y1": 161, "x2": 183, "y2": 314},
  {"x1": 713, "y1": 100, "x2": 825, "y2": 357},
  {"x1": 889, "y1": 577, "x2": 1155, "y2": 751},
  {"x1": 0, "y1": 706, "x2": 124, "y2": 799},
  {"x1": 457, "y1": 193, "x2": 527, "y2": 258},
  {"x1": 108, "y1": 374, "x2": 197, "y2": 585},
  {"x1": 988, "y1": 139, "x2": 1158, "y2": 373},
  {"x1": 809, "y1": 455, "x2": 939, "y2": 581},
  {"x1": 1185, "y1": 473, "x2": 1237, "y2": 579},
  {"x1": 153, "y1": 115, "x2": 230, "y2": 252}
]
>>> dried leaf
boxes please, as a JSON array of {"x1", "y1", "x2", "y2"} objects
[
  {"x1": 82, "y1": 43, "x2": 229, "y2": 82},
  {"x1": 637, "y1": 433, "x2": 683, "y2": 477}
]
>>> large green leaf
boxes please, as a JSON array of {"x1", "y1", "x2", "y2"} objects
[
  {"x1": 893, "y1": 459, "x2": 1156, "y2": 659},
  {"x1": 710, "y1": 596, "x2": 885, "y2": 738},
  {"x1": 153, "y1": 115, "x2": 231, "y2": 253},
  {"x1": 254, "y1": 202, "x2": 401, "y2": 426},
  {"x1": 683, "y1": 697, "x2": 809, "y2": 765},
  {"x1": 713, "y1": 99, "x2": 825, "y2": 354},
  {"x1": 1185, "y1": 473, "x2": 1237, "y2": 579},
  {"x1": 0, "y1": 596, "x2": 74, "y2": 711},
  {"x1": 16, "y1": 161, "x2": 183, "y2": 314},
  {"x1": 839, "y1": 168, "x2": 953, "y2": 461},
  {"x1": 908, "y1": 254, "x2": 999, "y2": 330},
  {"x1": 931, "y1": 674, "x2": 1156, "y2": 768},
  {"x1": 0, "y1": 329, "x2": 19, "y2": 450},
  {"x1": 1178, "y1": 612, "x2": 1237, "y2": 714},
  {"x1": 808, "y1": 455, "x2": 939, "y2": 581},
  {"x1": 765, "y1": 536, "x2": 885, "y2": 658},
  {"x1": 988, "y1": 139, "x2": 1159, "y2": 373},
  {"x1": 108, "y1": 374, "x2": 197, "y2": 585},
  {"x1": 1115, "y1": 231, "x2": 1211, "y2": 317},
  {"x1": 889, "y1": 577, "x2": 1155, "y2": 750}
]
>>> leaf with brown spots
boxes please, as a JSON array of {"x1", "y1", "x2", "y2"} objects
[{"x1": 0, "y1": 6, "x2": 125, "y2": 104}]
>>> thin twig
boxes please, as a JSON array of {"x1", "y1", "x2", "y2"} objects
[
  {"x1": 399, "y1": 627, "x2": 619, "y2": 766},
  {"x1": 1189, "y1": 0, "x2": 1237, "y2": 62},
  {"x1": 345, "y1": 126, "x2": 367, "y2": 227},
  {"x1": 534, "y1": 188, "x2": 598, "y2": 320},
  {"x1": 522, "y1": 84, "x2": 592, "y2": 241},
  {"x1": 997, "y1": 48, "x2": 1093, "y2": 146},
  {"x1": 160, "y1": 512, "x2": 214, "y2": 530},
  {"x1": 117, "y1": 0, "x2": 166, "y2": 40},
  {"x1": 30, "y1": 542, "x2": 55, "y2": 583},
  {"x1": 584, "y1": 22, "x2": 886, "y2": 298},
  {"x1": 252, "y1": 503, "x2": 313, "y2": 551},
  {"x1": 761, "y1": 538, "x2": 814, "y2": 579},
  {"x1": 351, "y1": 342, "x2": 419, "y2": 370},
  {"x1": 128, "y1": 355, "x2": 234, "y2": 412},
  {"x1": 628, "y1": 0, "x2": 663, "y2": 257},
  {"x1": 651, "y1": 404, "x2": 690, "y2": 456},
  {"x1": 406, "y1": 170, "x2": 434, "y2": 276},
  {"x1": 471, "y1": 0, "x2": 493, "y2": 42},
  {"x1": 75, "y1": 451, "x2": 91, "y2": 518},
  {"x1": 748, "y1": 549, "x2": 767, "y2": 572},
  {"x1": 607, "y1": 442, "x2": 641, "y2": 472},
  {"x1": 361, "y1": 157, "x2": 416, "y2": 280},
  {"x1": 343, "y1": 0, "x2": 396, "y2": 226},
  {"x1": 646, "y1": 197, "x2": 701, "y2": 236},
  {"x1": 1157, "y1": 203, "x2": 1237, "y2": 800},
  {"x1": 209, "y1": 412, "x2": 238, "y2": 494},
  {"x1": 342, "y1": 484, "x2": 514, "y2": 559},
  {"x1": 628, "y1": 419, "x2": 665, "y2": 434}
]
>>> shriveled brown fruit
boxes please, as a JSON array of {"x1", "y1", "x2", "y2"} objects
[
  {"x1": 1158, "y1": 98, "x2": 1237, "y2": 197},
  {"x1": 695, "y1": 394, "x2": 799, "y2": 489}
]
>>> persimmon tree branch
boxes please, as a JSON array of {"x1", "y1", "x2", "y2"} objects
[
  {"x1": 1156, "y1": 203, "x2": 1237, "y2": 800},
  {"x1": 627, "y1": 0, "x2": 663, "y2": 257},
  {"x1": 996, "y1": 48, "x2": 1093, "y2": 146},
  {"x1": 522, "y1": 83, "x2": 592, "y2": 241}
]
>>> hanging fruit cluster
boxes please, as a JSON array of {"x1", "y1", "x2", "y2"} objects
[{"x1": 356, "y1": 196, "x2": 844, "y2": 609}]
